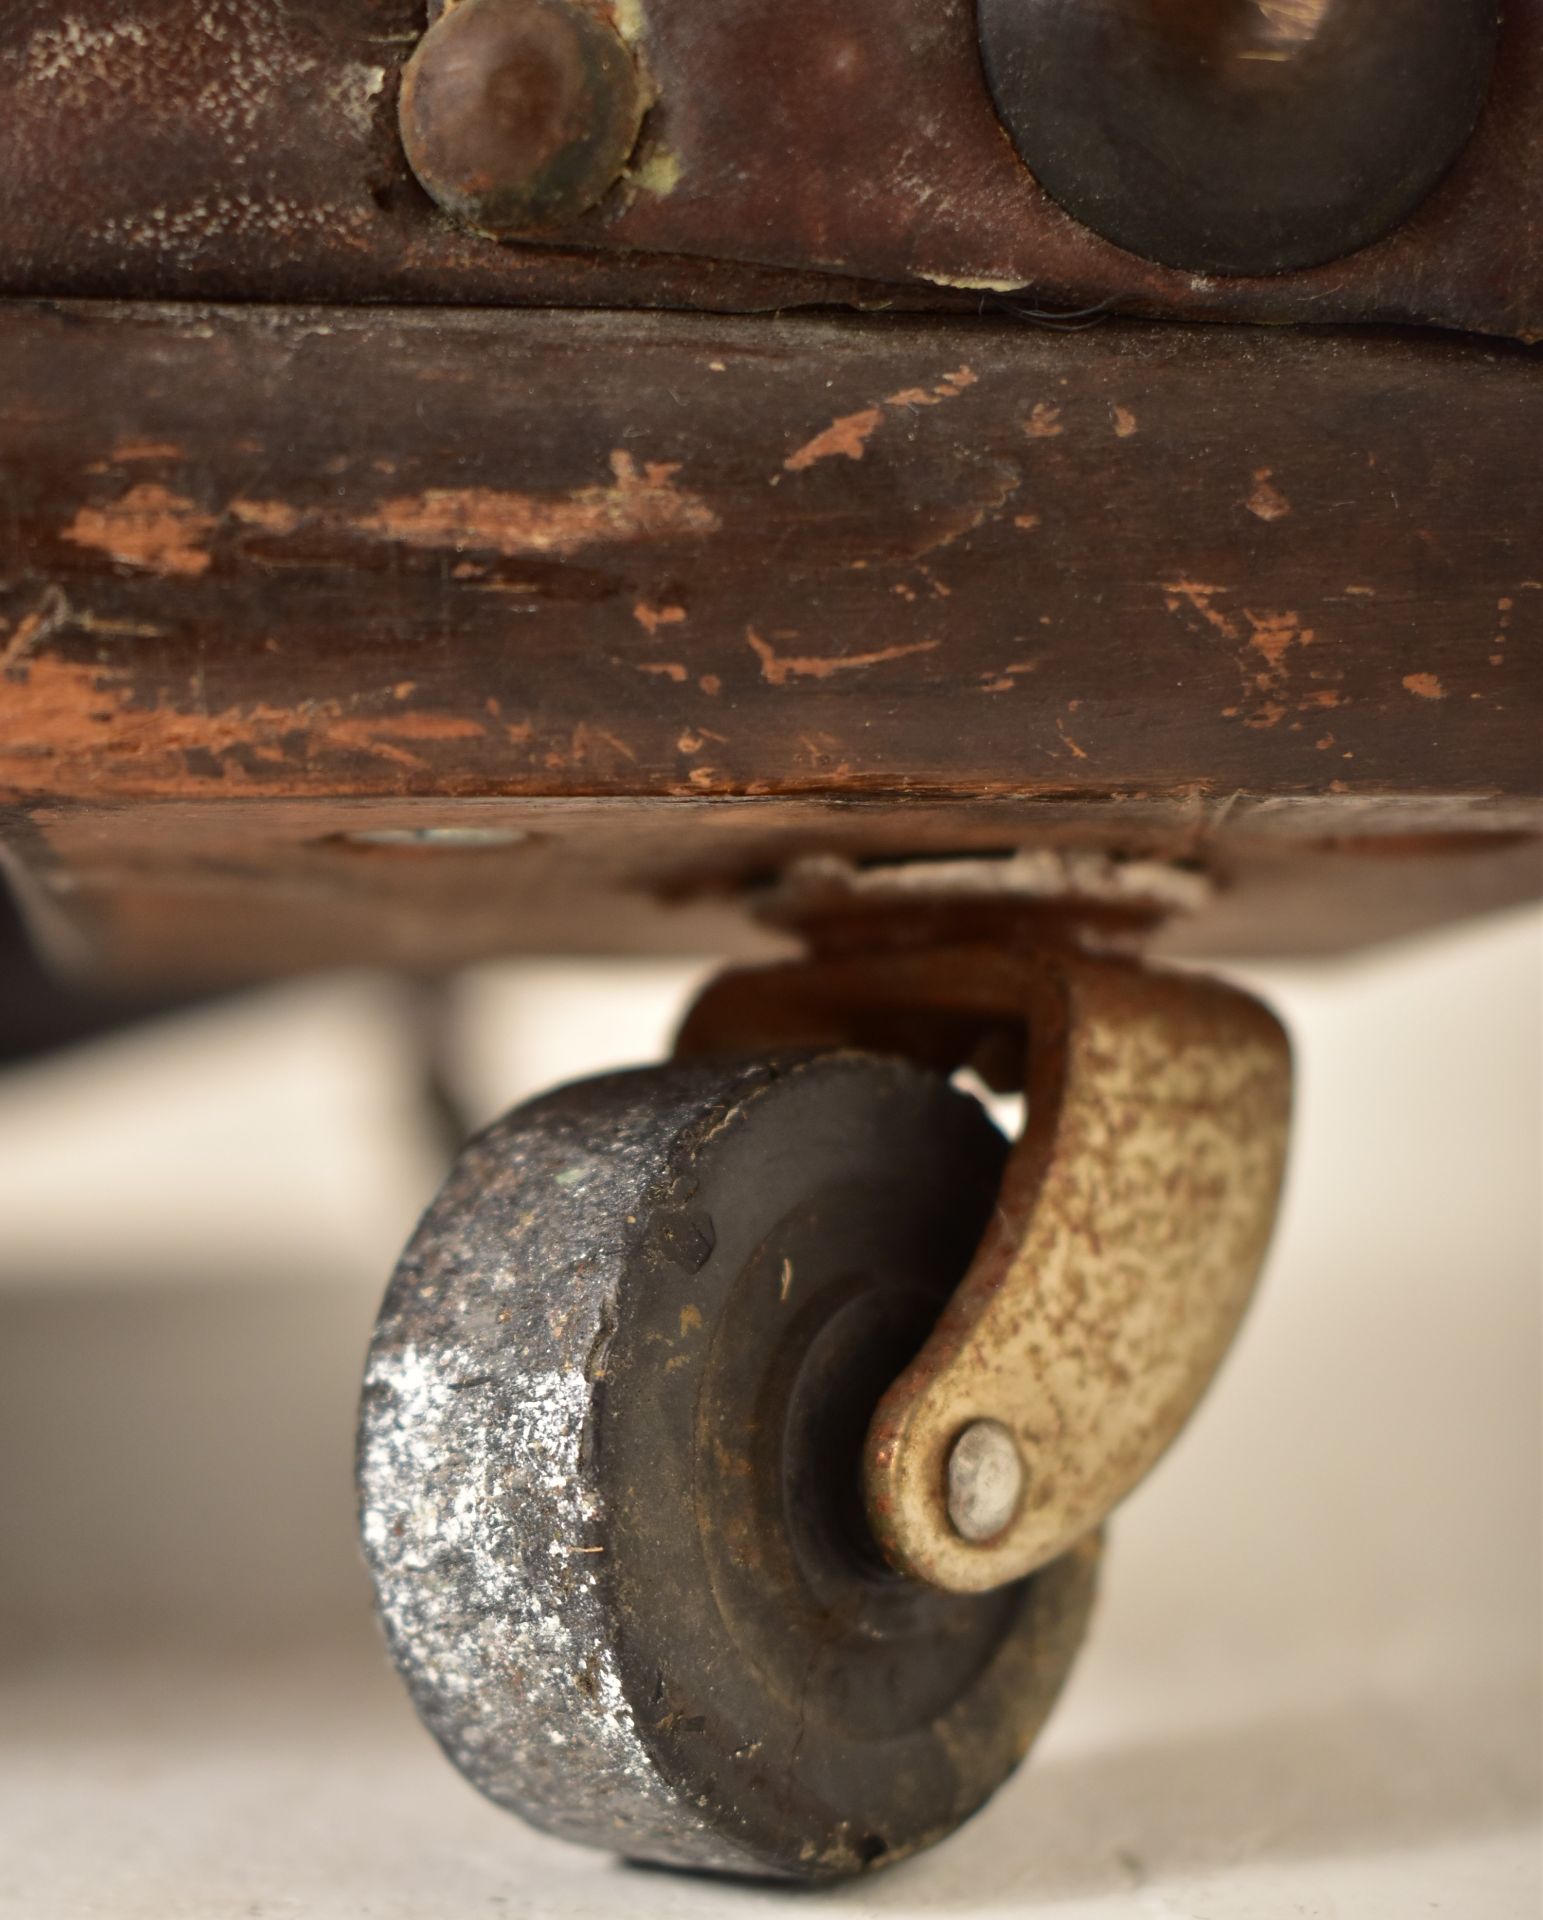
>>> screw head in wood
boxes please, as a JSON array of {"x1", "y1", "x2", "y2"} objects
[{"x1": 399, "y1": 0, "x2": 645, "y2": 237}]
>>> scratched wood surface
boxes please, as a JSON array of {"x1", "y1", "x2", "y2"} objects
[
  {"x1": 1, "y1": 301, "x2": 1538, "y2": 978},
  {"x1": 0, "y1": 0, "x2": 1537, "y2": 340}
]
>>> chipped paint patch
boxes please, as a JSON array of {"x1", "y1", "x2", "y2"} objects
[
  {"x1": 785, "y1": 370, "x2": 977, "y2": 473},
  {"x1": 1, "y1": 655, "x2": 489, "y2": 789},
  {"x1": 333, "y1": 61, "x2": 388, "y2": 139},
  {"x1": 1403, "y1": 672, "x2": 1446, "y2": 700},
  {"x1": 0, "y1": 587, "x2": 71, "y2": 673},
  {"x1": 784, "y1": 407, "x2": 884, "y2": 473},
  {"x1": 630, "y1": 145, "x2": 683, "y2": 196},
  {"x1": 1163, "y1": 579, "x2": 1240, "y2": 641},
  {"x1": 1024, "y1": 404, "x2": 1063, "y2": 439},
  {"x1": 63, "y1": 483, "x2": 216, "y2": 577},
  {"x1": 611, "y1": 0, "x2": 648, "y2": 42},
  {"x1": 1112, "y1": 406, "x2": 1138, "y2": 439},
  {"x1": 1164, "y1": 582, "x2": 1329, "y2": 729},
  {"x1": 884, "y1": 368, "x2": 977, "y2": 409},
  {"x1": 231, "y1": 498, "x2": 304, "y2": 534},
  {"x1": 354, "y1": 454, "x2": 719, "y2": 555},
  {"x1": 746, "y1": 627, "x2": 937, "y2": 685},
  {"x1": 633, "y1": 601, "x2": 686, "y2": 636},
  {"x1": 916, "y1": 269, "x2": 1027, "y2": 292},
  {"x1": 1246, "y1": 609, "x2": 1310, "y2": 674},
  {"x1": 979, "y1": 660, "x2": 1039, "y2": 694},
  {"x1": 1245, "y1": 469, "x2": 1292, "y2": 522}
]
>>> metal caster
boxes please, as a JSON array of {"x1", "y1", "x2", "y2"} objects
[{"x1": 358, "y1": 947, "x2": 1291, "y2": 1881}]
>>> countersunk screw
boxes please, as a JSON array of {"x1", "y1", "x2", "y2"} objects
[
  {"x1": 946, "y1": 1419, "x2": 1024, "y2": 1544},
  {"x1": 399, "y1": 0, "x2": 645, "y2": 237}
]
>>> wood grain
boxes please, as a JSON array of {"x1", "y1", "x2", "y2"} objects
[{"x1": 1, "y1": 300, "x2": 1537, "y2": 977}]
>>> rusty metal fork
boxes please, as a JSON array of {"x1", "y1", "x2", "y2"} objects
[{"x1": 678, "y1": 942, "x2": 1292, "y2": 1594}]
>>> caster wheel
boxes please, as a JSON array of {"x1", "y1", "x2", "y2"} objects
[{"x1": 358, "y1": 1052, "x2": 1098, "y2": 1881}]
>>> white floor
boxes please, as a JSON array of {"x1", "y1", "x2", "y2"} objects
[{"x1": 1, "y1": 914, "x2": 1538, "y2": 1919}]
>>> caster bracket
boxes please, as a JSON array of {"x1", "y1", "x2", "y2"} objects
[{"x1": 679, "y1": 945, "x2": 1292, "y2": 1595}]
